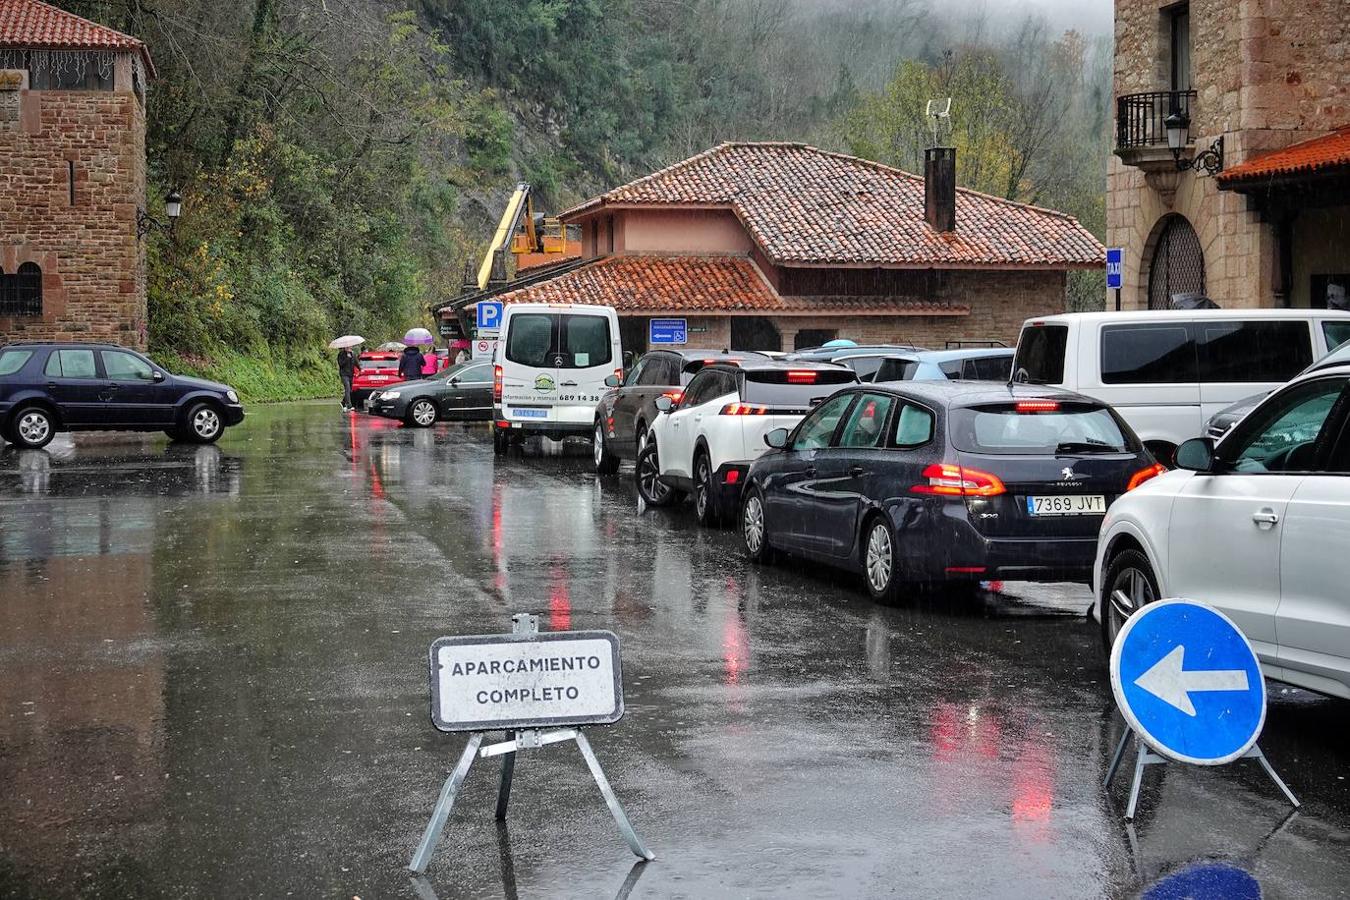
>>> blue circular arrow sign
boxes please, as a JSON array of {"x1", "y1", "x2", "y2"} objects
[{"x1": 1110, "y1": 599, "x2": 1266, "y2": 766}]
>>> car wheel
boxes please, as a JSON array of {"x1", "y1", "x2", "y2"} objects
[
  {"x1": 635, "y1": 440, "x2": 678, "y2": 507},
  {"x1": 407, "y1": 398, "x2": 438, "y2": 428},
  {"x1": 9, "y1": 405, "x2": 55, "y2": 450},
  {"x1": 740, "y1": 487, "x2": 776, "y2": 564},
  {"x1": 635, "y1": 423, "x2": 648, "y2": 452},
  {"x1": 1101, "y1": 548, "x2": 1160, "y2": 652},
  {"x1": 693, "y1": 451, "x2": 721, "y2": 527},
  {"x1": 862, "y1": 515, "x2": 906, "y2": 604},
  {"x1": 594, "y1": 421, "x2": 620, "y2": 475},
  {"x1": 182, "y1": 402, "x2": 224, "y2": 444}
]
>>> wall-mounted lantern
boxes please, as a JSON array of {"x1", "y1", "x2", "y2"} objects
[
  {"x1": 137, "y1": 188, "x2": 182, "y2": 239},
  {"x1": 1164, "y1": 111, "x2": 1223, "y2": 176}
]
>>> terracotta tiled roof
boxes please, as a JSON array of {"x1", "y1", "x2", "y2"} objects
[
  {"x1": 1218, "y1": 125, "x2": 1350, "y2": 185},
  {"x1": 560, "y1": 143, "x2": 1103, "y2": 269},
  {"x1": 0, "y1": 0, "x2": 154, "y2": 76},
  {"x1": 495, "y1": 255, "x2": 968, "y2": 316}
]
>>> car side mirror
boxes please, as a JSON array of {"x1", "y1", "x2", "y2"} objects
[
  {"x1": 763, "y1": 427, "x2": 789, "y2": 450},
  {"x1": 1175, "y1": 437, "x2": 1216, "y2": 472},
  {"x1": 449, "y1": 377, "x2": 460, "y2": 386},
  {"x1": 604, "y1": 375, "x2": 621, "y2": 388},
  {"x1": 654, "y1": 396, "x2": 674, "y2": 413},
  {"x1": 152, "y1": 371, "x2": 166, "y2": 382}
]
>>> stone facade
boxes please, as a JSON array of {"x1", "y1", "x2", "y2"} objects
[
  {"x1": 1108, "y1": 0, "x2": 1350, "y2": 309},
  {"x1": 0, "y1": 55, "x2": 147, "y2": 348}
]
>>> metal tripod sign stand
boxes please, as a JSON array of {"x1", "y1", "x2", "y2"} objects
[
  {"x1": 1105, "y1": 599, "x2": 1299, "y2": 820},
  {"x1": 408, "y1": 614, "x2": 654, "y2": 874}
]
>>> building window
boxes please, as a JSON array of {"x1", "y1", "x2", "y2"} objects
[
  {"x1": 0, "y1": 262, "x2": 43, "y2": 317},
  {"x1": 1147, "y1": 214, "x2": 1205, "y2": 309},
  {"x1": 1168, "y1": 4, "x2": 1191, "y2": 92}
]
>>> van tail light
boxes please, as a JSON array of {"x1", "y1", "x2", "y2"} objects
[
  {"x1": 661, "y1": 389, "x2": 684, "y2": 404},
  {"x1": 786, "y1": 370, "x2": 818, "y2": 384},
  {"x1": 720, "y1": 403, "x2": 767, "y2": 415},
  {"x1": 493, "y1": 365, "x2": 503, "y2": 402},
  {"x1": 1015, "y1": 400, "x2": 1060, "y2": 413},
  {"x1": 912, "y1": 464, "x2": 1006, "y2": 497},
  {"x1": 1126, "y1": 463, "x2": 1167, "y2": 491},
  {"x1": 724, "y1": 469, "x2": 741, "y2": 485}
]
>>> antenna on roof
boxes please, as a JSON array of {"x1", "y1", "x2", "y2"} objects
[{"x1": 925, "y1": 98, "x2": 952, "y2": 146}]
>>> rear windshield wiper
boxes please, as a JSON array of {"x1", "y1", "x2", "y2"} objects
[{"x1": 1055, "y1": 440, "x2": 1123, "y2": 454}]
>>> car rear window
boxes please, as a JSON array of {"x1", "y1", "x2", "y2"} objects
[
  {"x1": 964, "y1": 354, "x2": 1014, "y2": 380},
  {"x1": 505, "y1": 313, "x2": 612, "y2": 369},
  {"x1": 1013, "y1": 324, "x2": 1068, "y2": 384},
  {"x1": 359, "y1": 357, "x2": 397, "y2": 370},
  {"x1": 950, "y1": 401, "x2": 1134, "y2": 455},
  {"x1": 874, "y1": 358, "x2": 920, "y2": 381},
  {"x1": 0, "y1": 349, "x2": 33, "y2": 376},
  {"x1": 740, "y1": 368, "x2": 856, "y2": 407}
]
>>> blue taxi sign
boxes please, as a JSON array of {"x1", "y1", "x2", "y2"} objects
[
  {"x1": 1110, "y1": 599, "x2": 1265, "y2": 766},
  {"x1": 1106, "y1": 247, "x2": 1124, "y2": 289}
]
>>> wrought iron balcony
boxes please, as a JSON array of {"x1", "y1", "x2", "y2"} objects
[{"x1": 1117, "y1": 90, "x2": 1196, "y2": 150}]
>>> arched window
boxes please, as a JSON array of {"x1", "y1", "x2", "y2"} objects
[
  {"x1": 0, "y1": 262, "x2": 43, "y2": 317},
  {"x1": 1147, "y1": 214, "x2": 1205, "y2": 310}
]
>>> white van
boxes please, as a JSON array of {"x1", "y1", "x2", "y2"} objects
[
  {"x1": 492, "y1": 303, "x2": 623, "y2": 452},
  {"x1": 1012, "y1": 310, "x2": 1350, "y2": 459}
]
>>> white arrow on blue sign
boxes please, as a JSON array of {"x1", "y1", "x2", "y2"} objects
[{"x1": 1110, "y1": 599, "x2": 1266, "y2": 766}]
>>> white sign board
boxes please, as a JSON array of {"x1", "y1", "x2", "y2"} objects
[
  {"x1": 472, "y1": 339, "x2": 498, "y2": 360},
  {"x1": 429, "y1": 631, "x2": 623, "y2": 732}
]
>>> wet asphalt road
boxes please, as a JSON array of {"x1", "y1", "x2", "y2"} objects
[{"x1": 1, "y1": 401, "x2": 1349, "y2": 899}]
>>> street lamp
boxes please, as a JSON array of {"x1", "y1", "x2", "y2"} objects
[
  {"x1": 1164, "y1": 110, "x2": 1224, "y2": 176},
  {"x1": 137, "y1": 187, "x2": 183, "y2": 239}
]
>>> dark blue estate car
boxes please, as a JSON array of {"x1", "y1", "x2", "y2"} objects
[
  {"x1": 737, "y1": 381, "x2": 1163, "y2": 603},
  {"x1": 0, "y1": 342, "x2": 244, "y2": 450}
]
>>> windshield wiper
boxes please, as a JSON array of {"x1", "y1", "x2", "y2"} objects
[{"x1": 1055, "y1": 440, "x2": 1122, "y2": 454}]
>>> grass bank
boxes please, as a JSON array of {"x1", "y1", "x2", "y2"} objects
[{"x1": 152, "y1": 348, "x2": 338, "y2": 404}]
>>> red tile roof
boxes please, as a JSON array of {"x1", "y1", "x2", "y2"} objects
[
  {"x1": 1218, "y1": 125, "x2": 1350, "y2": 185},
  {"x1": 561, "y1": 143, "x2": 1103, "y2": 269},
  {"x1": 494, "y1": 255, "x2": 968, "y2": 316},
  {"x1": 0, "y1": 0, "x2": 154, "y2": 76}
]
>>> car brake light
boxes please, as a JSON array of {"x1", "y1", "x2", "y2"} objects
[
  {"x1": 493, "y1": 365, "x2": 503, "y2": 401},
  {"x1": 1015, "y1": 400, "x2": 1060, "y2": 413},
  {"x1": 661, "y1": 389, "x2": 684, "y2": 404},
  {"x1": 720, "y1": 403, "x2": 767, "y2": 415},
  {"x1": 1126, "y1": 463, "x2": 1167, "y2": 491},
  {"x1": 724, "y1": 469, "x2": 741, "y2": 485},
  {"x1": 912, "y1": 463, "x2": 1006, "y2": 497},
  {"x1": 786, "y1": 370, "x2": 818, "y2": 384},
  {"x1": 495, "y1": 420, "x2": 511, "y2": 429}
]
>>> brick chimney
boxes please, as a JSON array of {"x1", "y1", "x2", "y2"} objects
[{"x1": 924, "y1": 147, "x2": 956, "y2": 233}]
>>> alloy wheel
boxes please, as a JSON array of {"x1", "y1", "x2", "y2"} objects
[
  {"x1": 594, "y1": 424, "x2": 605, "y2": 467},
  {"x1": 695, "y1": 458, "x2": 710, "y2": 518},
  {"x1": 16, "y1": 410, "x2": 51, "y2": 446},
  {"x1": 193, "y1": 407, "x2": 221, "y2": 439},
  {"x1": 412, "y1": 400, "x2": 436, "y2": 427},
  {"x1": 743, "y1": 493, "x2": 765, "y2": 554},
  {"x1": 638, "y1": 445, "x2": 669, "y2": 503},
  {"x1": 1107, "y1": 566, "x2": 1155, "y2": 644},
  {"x1": 866, "y1": 523, "x2": 893, "y2": 594}
]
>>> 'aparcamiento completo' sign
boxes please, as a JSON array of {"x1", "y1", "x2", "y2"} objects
[{"x1": 428, "y1": 630, "x2": 623, "y2": 732}]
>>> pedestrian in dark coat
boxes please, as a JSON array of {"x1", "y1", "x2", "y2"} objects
[
  {"x1": 398, "y1": 345, "x2": 426, "y2": 382},
  {"x1": 337, "y1": 347, "x2": 357, "y2": 410}
]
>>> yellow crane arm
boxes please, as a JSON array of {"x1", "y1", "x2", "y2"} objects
[{"x1": 477, "y1": 182, "x2": 532, "y2": 289}]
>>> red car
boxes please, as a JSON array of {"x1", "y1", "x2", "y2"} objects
[{"x1": 351, "y1": 351, "x2": 405, "y2": 409}]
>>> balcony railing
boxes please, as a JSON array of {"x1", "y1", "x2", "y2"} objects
[{"x1": 1116, "y1": 90, "x2": 1196, "y2": 150}]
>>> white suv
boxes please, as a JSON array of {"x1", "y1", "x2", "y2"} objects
[
  {"x1": 635, "y1": 362, "x2": 856, "y2": 526},
  {"x1": 1095, "y1": 360, "x2": 1350, "y2": 699}
]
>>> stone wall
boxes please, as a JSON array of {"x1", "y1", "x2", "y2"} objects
[
  {"x1": 0, "y1": 57, "x2": 147, "y2": 348},
  {"x1": 1108, "y1": 0, "x2": 1349, "y2": 310}
]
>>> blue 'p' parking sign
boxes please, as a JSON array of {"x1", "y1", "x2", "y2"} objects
[{"x1": 1111, "y1": 600, "x2": 1265, "y2": 766}]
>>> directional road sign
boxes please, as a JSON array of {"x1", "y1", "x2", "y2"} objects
[
  {"x1": 1106, "y1": 247, "x2": 1124, "y2": 290},
  {"x1": 1110, "y1": 599, "x2": 1265, "y2": 766},
  {"x1": 476, "y1": 300, "x2": 504, "y2": 334},
  {"x1": 649, "y1": 318, "x2": 688, "y2": 345}
]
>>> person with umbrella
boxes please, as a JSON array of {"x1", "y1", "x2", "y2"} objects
[
  {"x1": 398, "y1": 327, "x2": 434, "y2": 383},
  {"x1": 329, "y1": 335, "x2": 365, "y2": 411}
]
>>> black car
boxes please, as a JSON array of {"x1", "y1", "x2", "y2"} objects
[
  {"x1": 738, "y1": 382, "x2": 1162, "y2": 602},
  {"x1": 592, "y1": 349, "x2": 767, "y2": 474},
  {"x1": 0, "y1": 342, "x2": 245, "y2": 450},
  {"x1": 366, "y1": 360, "x2": 494, "y2": 426}
]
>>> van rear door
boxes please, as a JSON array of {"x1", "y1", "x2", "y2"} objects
[
  {"x1": 553, "y1": 312, "x2": 618, "y2": 426},
  {"x1": 500, "y1": 310, "x2": 559, "y2": 422}
]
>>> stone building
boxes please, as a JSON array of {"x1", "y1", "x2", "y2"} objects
[
  {"x1": 0, "y1": 0, "x2": 154, "y2": 348},
  {"x1": 438, "y1": 142, "x2": 1103, "y2": 353},
  {"x1": 1109, "y1": 0, "x2": 1349, "y2": 310}
]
